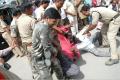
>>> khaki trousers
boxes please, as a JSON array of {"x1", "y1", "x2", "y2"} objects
[
  {"x1": 2, "y1": 32, "x2": 23, "y2": 56},
  {"x1": 101, "y1": 23, "x2": 109, "y2": 46},
  {"x1": 107, "y1": 17, "x2": 120, "y2": 59}
]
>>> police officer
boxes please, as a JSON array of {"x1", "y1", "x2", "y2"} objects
[
  {"x1": 0, "y1": 10, "x2": 23, "y2": 57},
  {"x1": 10, "y1": 8, "x2": 24, "y2": 57},
  {"x1": 32, "y1": 8, "x2": 64, "y2": 80},
  {"x1": 17, "y1": 2, "x2": 36, "y2": 55},
  {"x1": 80, "y1": 5, "x2": 120, "y2": 66},
  {"x1": 16, "y1": 3, "x2": 36, "y2": 78}
]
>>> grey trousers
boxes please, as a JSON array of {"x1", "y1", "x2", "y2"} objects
[{"x1": 76, "y1": 42, "x2": 110, "y2": 57}]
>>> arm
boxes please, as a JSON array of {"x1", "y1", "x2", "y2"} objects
[
  {"x1": 0, "y1": 41, "x2": 16, "y2": 57},
  {"x1": 63, "y1": 1, "x2": 77, "y2": 16},
  {"x1": 84, "y1": 24, "x2": 97, "y2": 34},
  {"x1": 1, "y1": 20, "x2": 10, "y2": 33},
  {"x1": 32, "y1": 24, "x2": 51, "y2": 52},
  {"x1": 0, "y1": 47, "x2": 12, "y2": 57},
  {"x1": 84, "y1": 12, "x2": 100, "y2": 34},
  {"x1": 53, "y1": 26, "x2": 63, "y2": 34},
  {"x1": 10, "y1": 20, "x2": 21, "y2": 46},
  {"x1": 65, "y1": 10, "x2": 77, "y2": 16},
  {"x1": 10, "y1": 20, "x2": 18, "y2": 38},
  {"x1": 75, "y1": 0, "x2": 82, "y2": 7},
  {"x1": 3, "y1": 26, "x2": 10, "y2": 33}
]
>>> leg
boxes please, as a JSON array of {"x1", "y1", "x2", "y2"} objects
[
  {"x1": 101, "y1": 23, "x2": 109, "y2": 46},
  {"x1": 32, "y1": 59, "x2": 53, "y2": 80},
  {"x1": 76, "y1": 42, "x2": 110, "y2": 57},
  {"x1": 107, "y1": 22, "x2": 120, "y2": 59},
  {"x1": 52, "y1": 58, "x2": 64, "y2": 80},
  {"x1": 84, "y1": 41, "x2": 110, "y2": 57},
  {"x1": 105, "y1": 21, "x2": 120, "y2": 65}
]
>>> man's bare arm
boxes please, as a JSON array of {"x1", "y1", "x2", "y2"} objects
[{"x1": 83, "y1": 24, "x2": 97, "y2": 34}]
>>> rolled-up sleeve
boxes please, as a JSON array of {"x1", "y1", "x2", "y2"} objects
[
  {"x1": 10, "y1": 25, "x2": 18, "y2": 37},
  {"x1": 91, "y1": 12, "x2": 100, "y2": 25}
]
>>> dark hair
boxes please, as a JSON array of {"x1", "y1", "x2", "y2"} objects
[
  {"x1": 110, "y1": 0, "x2": 118, "y2": 4},
  {"x1": 44, "y1": 8, "x2": 61, "y2": 19},
  {"x1": 53, "y1": 0, "x2": 65, "y2": 2},
  {"x1": 81, "y1": 5, "x2": 90, "y2": 12},
  {"x1": 21, "y1": 2, "x2": 33, "y2": 12},
  {"x1": 62, "y1": 17, "x2": 70, "y2": 25},
  {"x1": 0, "y1": 11, "x2": 3, "y2": 16},
  {"x1": 12, "y1": 8, "x2": 22, "y2": 16},
  {"x1": 35, "y1": 0, "x2": 41, "y2": 7},
  {"x1": 41, "y1": 0, "x2": 50, "y2": 4}
]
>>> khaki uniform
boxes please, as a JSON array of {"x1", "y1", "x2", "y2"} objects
[
  {"x1": 100, "y1": 23, "x2": 109, "y2": 46},
  {"x1": 10, "y1": 18, "x2": 24, "y2": 57},
  {"x1": 0, "y1": 19, "x2": 23, "y2": 57},
  {"x1": 90, "y1": 7, "x2": 120, "y2": 59},
  {"x1": 17, "y1": 14, "x2": 36, "y2": 55},
  {"x1": 17, "y1": 13, "x2": 36, "y2": 79}
]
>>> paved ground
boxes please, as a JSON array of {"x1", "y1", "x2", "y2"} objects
[{"x1": 7, "y1": 37, "x2": 120, "y2": 80}]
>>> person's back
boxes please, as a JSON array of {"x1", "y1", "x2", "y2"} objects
[
  {"x1": 17, "y1": 14, "x2": 35, "y2": 43},
  {"x1": 90, "y1": 7, "x2": 118, "y2": 23}
]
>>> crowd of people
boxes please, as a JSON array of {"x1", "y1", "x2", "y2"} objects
[{"x1": 0, "y1": 0, "x2": 120, "y2": 80}]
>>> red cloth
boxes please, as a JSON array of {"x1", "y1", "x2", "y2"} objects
[
  {"x1": 0, "y1": 72, "x2": 5, "y2": 80},
  {"x1": 57, "y1": 26, "x2": 80, "y2": 60},
  {"x1": 92, "y1": 0, "x2": 97, "y2": 7}
]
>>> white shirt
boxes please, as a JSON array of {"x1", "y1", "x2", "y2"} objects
[
  {"x1": 34, "y1": 6, "x2": 45, "y2": 20},
  {"x1": 62, "y1": 0, "x2": 77, "y2": 15},
  {"x1": 47, "y1": 3, "x2": 66, "y2": 19}
]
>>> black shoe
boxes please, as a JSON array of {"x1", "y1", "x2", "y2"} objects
[
  {"x1": 3, "y1": 63, "x2": 11, "y2": 70},
  {"x1": 105, "y1": 59, "x2": 119, "y2": 66}
]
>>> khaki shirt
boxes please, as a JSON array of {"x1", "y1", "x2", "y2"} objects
[
  {"x1": 0, "y1": 19, "x2": 7, "y2": 33},
  {"x1": 17, "y1": 14, "x2": 36, "y2": 43},
  {"x1": 90, "y1": 7, "x2": 118, "y2": 25}
]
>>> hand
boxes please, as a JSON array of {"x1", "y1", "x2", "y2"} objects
[
  {"x1": 71, "y1": 46, "x2": 79, "y2": 52},
  {"x1": 87, "y1": 32, "x2": 91, "y2": 37},
  {"x1": 0, "y1": 58, "x2": 5, "y2": 64},
  {"x1": 11, "y1": 41, "x2": 17, "y2": 49}
]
